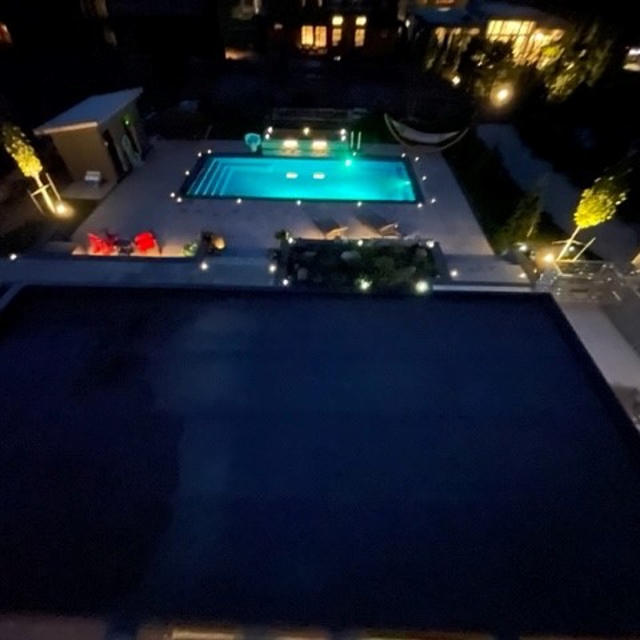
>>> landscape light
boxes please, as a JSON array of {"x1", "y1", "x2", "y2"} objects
[
  {"x1": 296, "y1": 200, "x2": 302, "y2": 206},
  {"x1": 54, "y1": 202, "x2": 69, "y2": 217},
  {"x1": 312, "y1": 140, "x2": 327, "y2": 151},
  {"x1": 357, "y1": 239, "x2": 364, "y2": 246},
  {"x1": 197, "y1": 152, "x2": 202, "y2": 157},
  {"x1": 282, "y1": 278, "x2": 290, "y2": 286},
  {"x1": 236, "y1": 198, "x2": 242, "y2": 204},
  {"x1": 185, "y1": 170, "x2": 190, "y2": 175},
  {"x1": 417, "y1": 203, "x2": 423, "y2": 209},
  {"x1": 492, "y1": 83, "x2": 513, "y2": 107},
  {"x1": 170, "y1": 192, "x2": 176, "y2": 198},
  {"x1": 450, "y1": 269, "x2": 459, "y2": 278},
  {"x1": 9, "y1": 253, "x2": 18, "y2": 261},
  {"x1": 426, "y1": 240, "x2": 435, "y2": 248},
  {"x1": 265, "y1": 133, "x2": 271, "y2": 140},
  {"x1": 431, "y1": 197, "x2": 437, "y2": 204},
  {"x1": 452, "y1": 75, "x2": 461, "y2": 86},
  {"x1": 340, "y1": 128, "x2": 347, "y2": 135},
  {"x1": 200, "y1": 261, "x2": 209, "y2": 271},
  {"x1": 176, "y1": 196, "x2": 183, "y2": 203},
  {"x1": 357, "y1": 201, "x2": 362, "y2": 207},
  {"x1": 414, "y1": 156, "x2": 420, "y2": 162},
  {"x1": 303, "y1": 127, "x2": 310, "y2": 135},
  {"x1": 422, "y1": 175, "x2": 427, "y2": 181},
  {"x1": 358, "y1": 278, "x2": 372, "y2": 291},
  {"x1": 207, "y1": 149, "x2": 212, "y2": 154},
  {"x1": 287, "y1": 236, "x2": 295, "y2": 244},
  {"x1": 543, "y1": 253, "x2": 555, "y2": 264},
  {"x1": 415, "y1": 280, "x2": 429, "y2": 294},
  {"x1": 267, "y1": 126, "x2": 273, "y2": 134},
  {"x1": 401, "y1": 152, "x2": 406, "y2": 158},
  {"x1": 269, "y1": 263, "x2": 277, "y2": 273}
]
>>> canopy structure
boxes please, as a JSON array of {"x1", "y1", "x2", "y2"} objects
[{"x1": 384, "y1": 114, "x2": 468, "y2": 150}]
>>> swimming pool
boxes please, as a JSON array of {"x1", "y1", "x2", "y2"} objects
[{"x1": 183, "y1": 155, "x2": 419, "y2": 202}]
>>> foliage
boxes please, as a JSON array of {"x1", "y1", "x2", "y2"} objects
[
  {"x1": 0, "y1": 123, "x2": 43, "y2": 179},
  {"x1": 542, "y1": 19, "x2": 615, "y2": 102},
  {"x1": 495, "y1": 187, "x2": 543, "y2": 248},
  {"x1": 574, "y1": 162, "x2": 630, "y2": 229},
  {"x1": 283, "y1": 241, "x2": 437, "y2": 290},
  {"x1": 458, "y1": 37, "x2": 515, "y2": 99}
]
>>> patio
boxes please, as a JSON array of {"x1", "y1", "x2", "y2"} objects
[{"x1": 71, "y1": 140, "x2": 503, "y2": 261}]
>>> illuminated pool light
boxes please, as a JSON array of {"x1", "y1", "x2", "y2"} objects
[
  {"x1": 286, "y1": 172, "x2": 298, "y2": 179},
  {"x1": 345, "y1": 159, "x2": 353, "y2": 167},
  {"x1": 312, "y1": 172, "x2": 325, "y2": 180}
]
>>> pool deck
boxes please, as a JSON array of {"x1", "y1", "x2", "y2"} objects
[{"x1": 69, "y1": 140, "x2": 517, "y2": 273}]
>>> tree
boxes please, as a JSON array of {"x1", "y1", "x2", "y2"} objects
[
  {"x1": 542, "y1": 18, "x2": 615, "y2": 102},
  {"x1": 557, "y1": 161, "x2": 630, "y2": 259},
  {"x1": 1, "y1": 122, "x2": 55, "y2": 212},
  {"x1": 496, "y1": 187, "x2": 543, "y2": 250}
]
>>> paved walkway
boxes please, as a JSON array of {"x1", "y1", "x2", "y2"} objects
[
  {"x1": 559, "y1": 301, "x2": 640, "y2": 428},
  {"x1": 478, "y1": 124, "x2": 640, "y2": 262}
]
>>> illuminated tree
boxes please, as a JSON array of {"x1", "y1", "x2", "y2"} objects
[
  {"x1": 542, "y1": 19, "x2": 614, "y2": 102},
  {"x1": 1, "y1": 122, "x2": 55, "y2": 212},
  {"x1": 557, "y1": 163, "x2": 630, "y2": 259}
]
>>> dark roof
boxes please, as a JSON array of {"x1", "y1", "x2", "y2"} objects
[{"x1": 106, "y1": 0, "x2": 213, "y2": 16}]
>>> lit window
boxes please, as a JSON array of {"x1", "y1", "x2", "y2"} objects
[
  {"x1": 332, "y1": 27, "x2": 342, "y2": 46},
  {"x1": 314, "y1": 25, "x2": 327, "y2": 48},
  {"x1": 301, "y1": 25, "x2": 314, "y2": 46},
  {"x1": 332, "y1": 15, "x2": 344, "y2": 26},
  {"x1": 283, "y1": 139, "x2": 299, "y2": 149},
  {"x1": 354, "y1": 27, "x2": 365, "y2": 47},
  {"x1": 0, "y1": 22, "x2": 12, "y2": 45},
  {"x1": 355, "y1": 16, "x2": 367, "y2": 27},
  {"x1": 274, "y1": 23, "x2": 283, "y2": 30},
  {"x1": 312, "y1": 140, "x2": 328, "y2": 151}
]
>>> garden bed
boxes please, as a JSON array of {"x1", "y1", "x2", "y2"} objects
[{"x1": 276, "y1": 237, "x2": 439, "y2": 293}]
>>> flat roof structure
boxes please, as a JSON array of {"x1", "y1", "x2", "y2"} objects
[
  {"x1": 34, "y1": 88, "x2": 143, "y2": 135},
  {"x1": 1, "y1": 287, "x2": 640, "y2": 635}
]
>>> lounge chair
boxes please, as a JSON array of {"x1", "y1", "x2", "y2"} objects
[
  {"x1": 133, "y1": 231, "x2": 161, "y2": 254},
  {"x1": 87, "y1": 232, "x2": 116, "y2": 255},
  {"x1": 313, "y1": 217, "x2": 348, "y2": 240},
  {"x1": 357, "y1": 213, "x2": 402, "y2": 238}
]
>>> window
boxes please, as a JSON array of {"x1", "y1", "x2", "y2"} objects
[
  {"x1": 301, "y1": 25, "x2": 314, "y2": 46},
  {"x1": 300, "y1": 25, "x2": 327, "y2": 49},
  {"x1": 354, "y1": 27, "x2": 365, "y2": 47},
  {"x1": 314, "y1": 26, "x2": 327, "y2": 48},
  {"x1": 355, "y1": 16, "x2": 367, "y2": 26},
  {"x1": 0, "y1": 22, "x2": 12, "y2": 45},
  {"x1": 332, "y1": 15, "x2": 344, "y2": 26},
  {"x1": 332, "y1": 27, "x2": 342, "y2": 45}
]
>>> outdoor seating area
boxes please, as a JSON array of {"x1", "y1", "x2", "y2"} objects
[
  {"x1": 86, "y1": 230, "x2": 161, "y2": 256},
  {"x1": 357, "y1": 213, "x2": 403, "y2": 238}
]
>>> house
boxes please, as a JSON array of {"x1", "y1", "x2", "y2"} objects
[
  {"x1": 264, "y1": 0, "x2": 402, "y2": 59},
  {"x1": 407, "y1": 0, "x2": 567, "y2": 68}
]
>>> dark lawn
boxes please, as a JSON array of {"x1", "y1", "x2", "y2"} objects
[{"x1": 1, "y1": 287, "x2": 640, "y2": 635}]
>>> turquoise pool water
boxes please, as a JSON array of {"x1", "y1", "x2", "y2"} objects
[{"x1": 184, "y1": 155, "x2": 418, "y2": 202}]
